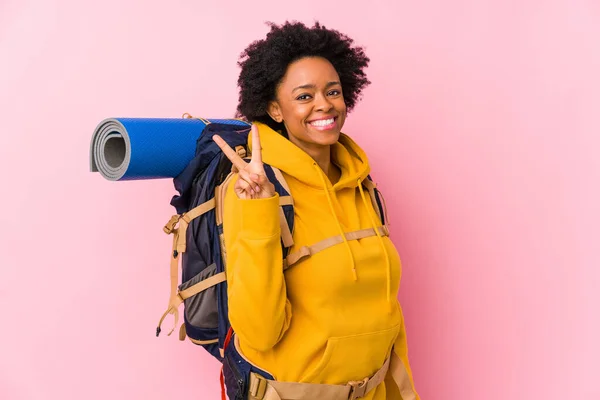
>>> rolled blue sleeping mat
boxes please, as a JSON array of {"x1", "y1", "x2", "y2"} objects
[{"x1": 90, "y1": 117, "x2": 249, "y2": 181}]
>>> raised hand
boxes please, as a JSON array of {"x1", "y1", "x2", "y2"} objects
[{"x1": 213, "y1": 124, "x2": 275, "y2": 199}]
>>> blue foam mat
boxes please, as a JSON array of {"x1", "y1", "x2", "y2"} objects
[{"x1": 90, "y1": 118, "x2": 249, "y2": 181}]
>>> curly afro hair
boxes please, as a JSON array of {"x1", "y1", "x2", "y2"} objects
[{"x1": 236, "y1": 21, "x2": 371, "y2": 131}]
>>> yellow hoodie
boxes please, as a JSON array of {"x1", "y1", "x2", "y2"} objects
[{"x1": 222, "y1": 122, "x2": 419, "y2": 400}]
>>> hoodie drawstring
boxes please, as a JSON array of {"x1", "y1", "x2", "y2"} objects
[
  {"x1": 312, "y1": 164, "x2": 392, "y2": 305},
  {"x1": 314, "y1": 164, "x2": 358, "y2": 281},
  {"x1": 358, "y1": 179, "x2": 392, "y2": 306}
]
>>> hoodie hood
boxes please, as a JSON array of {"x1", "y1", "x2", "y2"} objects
[{"x1": 249, "y1": 122, "x2": 371, "y2": 190}]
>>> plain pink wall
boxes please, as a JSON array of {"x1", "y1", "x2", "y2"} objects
[{"x1": 1, "y1": 0, "x2": 599, "y2": 399}]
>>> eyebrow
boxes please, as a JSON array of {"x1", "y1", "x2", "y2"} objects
[{"x1": 292, "y1": 81, "x2": 341, "y2": 92}]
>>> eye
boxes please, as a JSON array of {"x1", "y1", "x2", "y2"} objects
[
  {"x1": 328, "y1": 89, "x2": 342, "y2": 96},
  {"x1": 296, "y1": 94, "x2": 312, "y2": 101}
]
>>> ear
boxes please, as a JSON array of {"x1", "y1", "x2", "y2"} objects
[{"x1": 267, "y1": 101, "x2": 283, "y2": 123}]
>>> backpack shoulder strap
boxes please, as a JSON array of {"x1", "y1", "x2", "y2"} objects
[
  {"x1": 263, "y1": 164, "x2": 295, "y2": 251},
  {"x1": 214, "y1": 161, "x2": 295, "y2": 259},
  {"x1": 363, "y1": 175, "x2": 388, "y2": 227}
]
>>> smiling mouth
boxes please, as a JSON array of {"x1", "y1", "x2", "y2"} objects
[{"x1": 308, "y1": 117, "x2": 337, "y2": 130}]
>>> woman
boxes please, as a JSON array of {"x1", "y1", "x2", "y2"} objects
[{"x1": 214, "y1": 21, "x2": 420, "y2": 400}]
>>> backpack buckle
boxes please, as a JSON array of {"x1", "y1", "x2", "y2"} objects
[
  {"x1": 163, "y1": 215, "x2": 181, "y2": 234},
  {"x1": 235, "y1": 146, "x2": 246, "y2": 158},
  {"x1": 249, "y1": 373, "x2": 267, "y2": 400},
  {"x1": 348, "y1": 377, "x2": 369, "y2": 400}
]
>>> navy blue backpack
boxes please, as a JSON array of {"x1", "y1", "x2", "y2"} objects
[
  {"x1": 156, "y1": 120, "x2": 388, "y2": 400},
  {"x1": 156, "y1": 121, "x2": 294, "y2": 400}
]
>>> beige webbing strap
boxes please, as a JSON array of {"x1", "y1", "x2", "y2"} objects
[
  {"x1": 179, "y1": 322, "x2": 186, "y2": 341},
  {"x1": 189, "y1": 337, "x2": 219, "y2": 345},
  {"x1": 235, "y1": 145, "x2": 247, "y2": 159},
  {"x1": 362, "y1": 179, "x2": 383, "y2": 224},
  {"x1": 378, "y1": 190, "x2": 390, "y2": 227},
  {"x1": 169, "y1": 231, "x2": 180, "y2": 311},
  {"x1": 157, "y1": 229, "x2": 183, "y2": 332},
  {"x1": 163, "y1": 198, "x2": 216, "y2": 254},
  {"x1": 283, "y1": 226, "x2": 389, "y2": 270},
  {"x1": 215, "y1": 172, "x2": 235, "y2": 226},
  {"x1": 271, "y1": 166, "x2": 294, "y2": 249},
  {"x1": 272, "y1": 167, "x2": 293, "y2": 200},
  {"x1": 219, "y1": 232, "x2": 227, "y2": 269},
  {"x1": 156, "y1": 271, "x2": 226, "y2": 337},
  {"x1": 389, "y1": 353, "x2": 417, "y2": 400},
  {"x1": 278, "y1": 207, "x2": 294, "y2": 248},
  {"x1": 179, "y1": 271, "x2": 226, "y2": 300},
  {"x1": 278, "y1": 196, "x2": 293, "y2": 206},
  {"x1": 362, "y1": 178, "x2": 376, "y2": 191},
  {"x1": 159, "y1": 194, "x2": 221, "y2": 338},
  {"x1": 248, "y1": 356, "x2": 390, "y2": 400}
]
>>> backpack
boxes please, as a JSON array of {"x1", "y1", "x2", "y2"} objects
[{"x1": 156, "y1": 118, "x2": 389, "y2": 400}]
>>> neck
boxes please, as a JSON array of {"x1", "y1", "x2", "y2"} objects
[{"x1": 289, "y1": 136, "x2": 340, "y2": 184}]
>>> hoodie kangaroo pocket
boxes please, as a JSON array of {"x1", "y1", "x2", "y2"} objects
[{"x1": 301, "y1": 323, "x2": 400, "y2": 384}]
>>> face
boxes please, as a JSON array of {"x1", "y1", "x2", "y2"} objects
[{"x1": 267, "y1": 56, "x2": 347, "y2": 152}]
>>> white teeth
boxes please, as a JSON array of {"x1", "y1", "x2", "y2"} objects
[{"x1": 310, "y1": 118, "x2": 334, "y2": 127}]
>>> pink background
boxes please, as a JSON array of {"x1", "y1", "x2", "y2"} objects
[{"x1": 1, "y1": 0, "x2": 599, "y2": 399}]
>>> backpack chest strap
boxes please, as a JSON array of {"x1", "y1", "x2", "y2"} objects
[{"x1": 283, "y1": 226, "x2": 389, "y2": 270}]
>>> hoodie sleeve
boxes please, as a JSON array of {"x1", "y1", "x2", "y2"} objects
[
  {"x1": 222, "y1": 175, "x2": 292, "y2": 352},
  {"x1": 388, "y1": 303, "x2": 420, "y2": 400}
]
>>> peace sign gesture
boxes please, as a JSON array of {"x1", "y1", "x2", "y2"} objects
[{"x1": 213, "y1": 124, "x2": 275, "y2": 199}]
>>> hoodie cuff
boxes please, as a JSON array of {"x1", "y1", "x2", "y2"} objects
[{"x1": 238, "y1": 193, "x2": 281, "y2": 239}]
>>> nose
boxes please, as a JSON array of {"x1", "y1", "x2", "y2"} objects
[{"x1": 314, "y1": 92, "x2": 333, "y2": 112}]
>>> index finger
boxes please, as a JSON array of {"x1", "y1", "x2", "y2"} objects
[
  {"x1": 213, "y1": 134, "x2": 247, "y2": 172},
  {"x1": 250, "y1": 124, "x2": 262, "y2": 164}
]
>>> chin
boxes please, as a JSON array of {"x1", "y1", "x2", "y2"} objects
[
  {"x1": 310, "y1": 131, "x2": 340, "y2": 146},
  {"x1": 288, "y1": 124, "x2": 342, "y2": 148},
  {"x1": 305, "y1": 125, "x2": 342, "y2": 144},
  {"x1": 324, "y1": 132, "x2": 341, "y2": 145}
]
